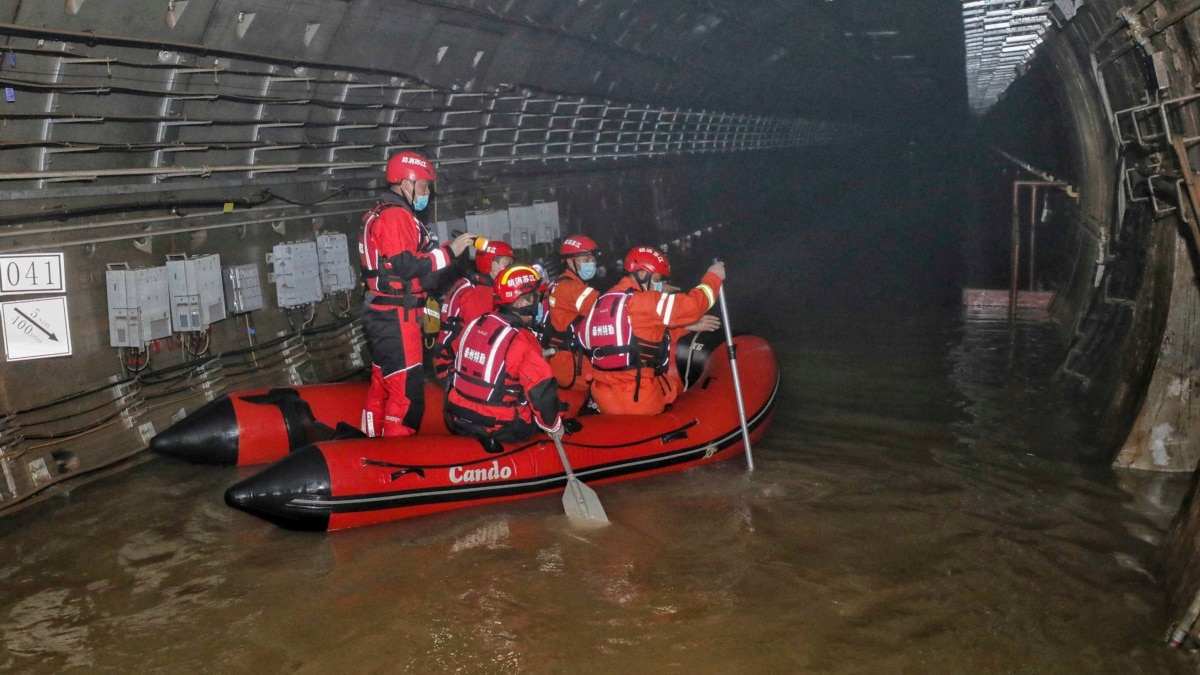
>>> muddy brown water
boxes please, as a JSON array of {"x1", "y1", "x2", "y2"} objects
[
  {"x1": 2, "y1": 171, "x2": 1197, "y2": 672},
  {"x1": 0, "y1": 296, "x2": 1194, "y2": 673}
]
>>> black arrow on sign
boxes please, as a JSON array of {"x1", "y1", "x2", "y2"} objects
[{"x1": 14, "y1": 307, "x2": 58, "y2": 341}]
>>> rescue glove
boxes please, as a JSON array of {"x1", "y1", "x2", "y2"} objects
[{"x1": 563, "y1": 418, "x2": 583, "y2": 435}]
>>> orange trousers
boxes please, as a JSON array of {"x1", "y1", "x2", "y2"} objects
[{"x1": 590, "y1": 369, "x2": 681, "y2": 415}]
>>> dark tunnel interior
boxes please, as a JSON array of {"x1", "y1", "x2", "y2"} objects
[{"x1": 6, "y1": 1, "x2": 1200, "y2": 670}]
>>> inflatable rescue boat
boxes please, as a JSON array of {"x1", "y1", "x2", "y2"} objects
[
  {"x1": 150, "y1": 380, "x2": 588, "y2": 466},
  {"x1": 151, "y1": 328, "x2": 725, "y2": 466},
  {"x1": 224, "y1": 334, "x2": 778, "y2": 531},
  {"x1": 151, "y1": 380, "x2": 379, "y2": 466}
]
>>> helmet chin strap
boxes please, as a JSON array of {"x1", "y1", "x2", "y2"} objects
[
  {"x1": 634, "y1": 270, "x2": 651, "y2": 290},
  {"x1": 401, "y1": 179, "x2": 424, "y2": 208}
]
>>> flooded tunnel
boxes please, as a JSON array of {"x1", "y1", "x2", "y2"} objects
[{"x1": 3, "y1": 0, "x2": 1200, "y2": 671}]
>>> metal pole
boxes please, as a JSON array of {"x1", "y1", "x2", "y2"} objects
[
  {"x1": 1029, "y1": 185, "x2": 1038, "y2": 292},
  {"x1": 1009, "y1": 182, "x2": 1021, "y2": 319},
  {"x1": 717, "y1": 285, "x2": 754, "y2": 471}
]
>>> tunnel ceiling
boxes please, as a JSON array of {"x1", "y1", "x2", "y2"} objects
[{"x1": 0, "y1": 0, "x2": 969, "y2": 126}]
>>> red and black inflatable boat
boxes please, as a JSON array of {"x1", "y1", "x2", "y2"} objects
[
  {"x1": 151, "y1": 329, "x2": 726, "y2": 466},
  {"x1": 151, "y1": 380, "x2": 380, "y2": 466},
  {"x1": 150, "y1": 380, "x2": 588, "y2": 466},
  {"x1": 223, "y1": 334, "x2": 778, "y2": 531}
]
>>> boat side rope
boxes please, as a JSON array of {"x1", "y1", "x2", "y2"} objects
[
  {"x1": 557, "y1": 419, "x2": 698, "y2": 449},
  {"x1": 360, "y1": 419, "x2": 701, "y2": 481}
]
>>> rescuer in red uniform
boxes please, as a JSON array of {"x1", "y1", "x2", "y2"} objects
[
  {"x1": 359, "y1": 151, "x2": 477, "y2": 437},
  {"x1": 433, "y1": 240, "x2": 514, "y2": 380},
  {"x1": 445, "y1": 265, "x2": 567, "y2": 448},
  {"x1": 581, "y1": 246, "x2": 724, "y2": 416},
  {"x1": 540, "y1": 235, "x2": 601, "y2": 390}
]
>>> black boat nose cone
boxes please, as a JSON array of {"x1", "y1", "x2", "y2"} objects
[
  {"x1": 224, "y1": 446, "x2": 332, "y2": 531},
  {"x1": 150, "y1": 397, "x2": 239, "y2": 464}
]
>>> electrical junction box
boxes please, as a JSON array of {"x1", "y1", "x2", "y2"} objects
[
  {"x1": 105, "y1": 264, "x2": 171, "y2": 347},
  {"x1": 316, "y1": 233, "x2": 356, "y2": 294},
  {"x1": 222, "y1": 263, "x2": 264, "y2": 314},
  {"x1": 465, "y1": 210, "x2": 512, "y2": 247},
  {"x1": 166, "y1": 254, "x2": 226, "y2": 332},
  {"x1": 501, "y1": 202, "x2": 560, "y2": 248},
  {"x1": 531, "y1": 201, "x2": 561, "y2": 245},
  {"x1": 268, "y1": 242, "x2": 323, "y2": 308}
]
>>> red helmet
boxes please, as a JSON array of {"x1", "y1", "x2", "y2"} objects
[
  {"x1": 494, "y1": 265, "x2": 541, "y2": 305},
  {"x1": 560, "y1": 235, "x2": 599, "y2": 258},
  {"x1": 385, "y1": 151, "x2": 436, "y2": 184},
  {"x1": 623, "y1": 246, "x2": 671, "y2": 277},
  {"x1": 475, "y1": 240, "x2": 514, "y2": 275}
]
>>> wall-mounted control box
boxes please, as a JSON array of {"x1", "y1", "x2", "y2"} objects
[
  {"x1": 316, "y1": 233, "x2": 356, "y2": 294},
  {"x1": 222, "y1": 263, "x2": 265, "y2": 314},
  {"x1": 166, "y1": 254, "x2": 226, "y2": 332},
  {"x1": 105, "y1": 264, "x2": 171, "y2": 347},
  {"x1": 268, "y1": 242, "x2": 323, "y2": 308}
]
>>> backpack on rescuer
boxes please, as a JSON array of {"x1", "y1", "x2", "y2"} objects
[
  {"x1": 580, "y1": 290, "x2": 669, "y2": 373},
  {"x1": 449, "y1": 314, "x2": 524, "y2": 407},
  {"x1": 581, "y1": 290, "x2": 670, "y2": 402}
]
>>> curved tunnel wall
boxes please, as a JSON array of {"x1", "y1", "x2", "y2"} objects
[
  {"x1": 980, "y1": 0, "x2": 1200, "y2": 622},
  {"x1": 6, "y1": 0, "x2": 1200, "y2": 636},
  {"x1": 982, "y1": 0, "x2": 1190, "y2": 458}
]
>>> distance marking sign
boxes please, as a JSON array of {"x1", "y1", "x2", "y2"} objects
[{"x1": 1, "y1": 296, "x2": 73, "y2": 361}]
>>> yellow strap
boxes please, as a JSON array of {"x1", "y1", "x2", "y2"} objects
[{"x1": 422, "y1": 297, "x2": 442, "y2": 335}]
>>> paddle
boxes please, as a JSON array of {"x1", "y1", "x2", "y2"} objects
[
  {"x1": 715, "y1": 269, "x2": 756, "y2": 471},
  {"x1": 551, "y1": 432, "x2": 609, "y2": 524}
]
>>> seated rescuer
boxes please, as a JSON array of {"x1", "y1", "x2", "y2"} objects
[
  {"x1": 433, "y1": 240, "x2": 514, "y2": 380},
  {"x1": 540, "y1": 235, "x2": 601, "y2": 390},
  {"x1": 359, "y1": 150, "x2": 478, "y2": 437},
  {"x1": 581, "y1": 246, "x2": 725, "y2": 416},
  {"x1": 445, "y1": 265, "x2": 568, "y2": 447}
]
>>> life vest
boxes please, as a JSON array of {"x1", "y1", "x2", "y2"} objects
[
  {"x1": 449, "y1": 313, "x2": 524, "y2": 407},
  {"x1": 538, "y1": 276, "x2": 582, "y2": 352},
  {"x1": 435, "y1": 273, "x2": 489, "y2": 362},
  {"x1": 358, "y1": 201, "x2": 436, "y2": 306},
  {"x1": 580, "y1": 289, "x2": 670, "y2": 374}
]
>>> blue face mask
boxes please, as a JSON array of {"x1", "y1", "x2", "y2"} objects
[
  {"x1": 413, "y1": 194, "x2": 429, "y2": 211},
  {"x1": 536, "y1": 303, "x2": 546, "y2": 324},
  {"x1": 651, "y1": 281, "x2": 664, "y2": 292},
  {"x1": 577, "y1": 261, "x2": 597, "y2": 281}
]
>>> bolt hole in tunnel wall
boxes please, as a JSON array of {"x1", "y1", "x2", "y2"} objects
[
  {"x1": 0, "y1": 3, "x2": 859, "y2": 514},
  {"x1": 966, "y1": 0, "x2": 1200, "y2": 638}
]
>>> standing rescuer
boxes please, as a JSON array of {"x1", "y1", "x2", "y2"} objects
[
  {"x1": 540, "y1": 235, "x2": 601, "y2": 390},
  {"x1": 581, "y1": 246, "x2": 725, "y2": 415},
  {"x1": 445, "y1": 265, "x2": 567, "y2": 448},
  {"x1": 433, "y1": 240, "x2": 514, "y2": 380},
  {"x1": 359, "y1": 151, "x2": 477, "y2": 437}
]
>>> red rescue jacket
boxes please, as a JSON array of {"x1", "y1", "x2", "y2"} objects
[{"x1": 359, "y1": 191, "x2": 452, "y2": 308}]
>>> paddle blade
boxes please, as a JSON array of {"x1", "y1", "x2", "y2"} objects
[{"x1": 562, "y1": 477, "x2": 609, "y2": 525}]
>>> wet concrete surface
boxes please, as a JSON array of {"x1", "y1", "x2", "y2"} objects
[{"x1": 1, "y1": 158, "x2": 1196, "y2": 673}]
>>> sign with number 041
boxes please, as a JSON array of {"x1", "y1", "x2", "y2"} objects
[{"x1": 0, "y1": 253, "x2": 65, "y2": 295}]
